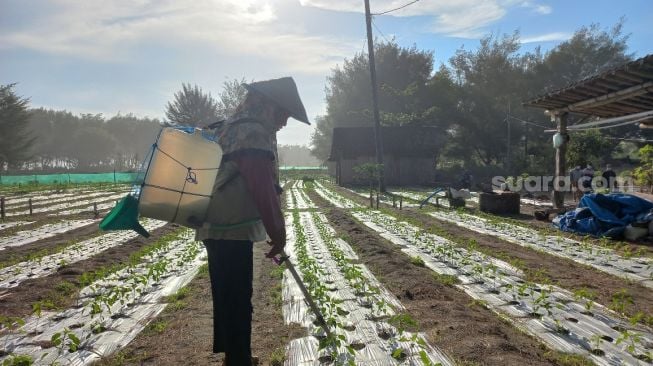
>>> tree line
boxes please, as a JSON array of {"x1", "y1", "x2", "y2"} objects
[
  {"x1": 8, "y1": 108, "x2": 162, "y2": 172},
  {"x1": 311, "y1": 20, "x2": 651, "y2": 179},
  {"x1": 0, "y1": 78, "x2": 318, "y2": 173}
]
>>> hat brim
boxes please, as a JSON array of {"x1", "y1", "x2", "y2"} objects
[{"x1": 244, "y1": 79, "x2": 310, "y2": 125}]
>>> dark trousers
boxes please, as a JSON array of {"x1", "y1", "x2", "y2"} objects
[{"x1": 203, "y1": 239, "x2": 253, "y2": 365}]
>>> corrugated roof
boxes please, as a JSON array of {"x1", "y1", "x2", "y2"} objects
[
  {"x1": 328, "y1": 126, "x2": 442, "y2": 161},
  {"x1": 524, "y1": 54, "x2": 653, "y2": 120}
]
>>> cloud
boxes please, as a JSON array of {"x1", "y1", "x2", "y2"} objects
[
  {"x1": 0, "y1": 0, "x2": 357, "y2": 74},
  {"x1": 517, "y1": 1, "x2": 552, "y2": 15},
  {"x1": 300, "y1": 0, "x2": 507, "y2": 38},
  {"x1": 521, "y1": 32, "x2": 571, "y2": 43}
]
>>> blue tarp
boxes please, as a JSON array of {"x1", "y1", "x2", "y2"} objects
[{"x1": 553, "y1": 193, "x2": 653, "y2": 238}]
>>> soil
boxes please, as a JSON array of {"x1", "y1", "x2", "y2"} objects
[
  {"x1": 334, "y1": 185, "x2": 653, "y2": 324},
  {"x1": 95, "y1": 241, "x2": 305, "y2": 366},
  {"x1": 0, "y1": 224, "x2": 176, "y2": 318},
  {"x1": 399, "y1": 207, "x2": 653, "y2": 321},
  {"x1": 307, "y1": 189, "x2": 559, "y2": 366}
]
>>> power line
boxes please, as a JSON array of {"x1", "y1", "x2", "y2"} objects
[
  {"x1": 372, "y1": 0, "x2": 420, "y2": 16},
  {"x1": 506, "y1": 115, "x2": 550, "y2": 129},
  {"x1": 371, "y1": 17, "x2": 392, "y2": 44},
  {"x1": 606, "y1": 137, "x2": 653, "y2": 143}
]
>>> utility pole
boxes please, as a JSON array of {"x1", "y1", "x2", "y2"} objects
[
  {"x1": 506, "y1": 102, "x2": 511, "y2": 175},
  {"x1": 364, "y1": 0, "x2": 386, "y2": 192}
]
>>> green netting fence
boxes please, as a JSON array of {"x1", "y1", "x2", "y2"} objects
[{"x1": 0, "y1": 172, "x2": 139, "y2": 185}]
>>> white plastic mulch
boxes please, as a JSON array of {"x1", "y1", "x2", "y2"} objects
[
  {"x1": 353, "y1": 210, "x2": 653, "y2": 366},
  {"x1": 0, "y1": 230, "x2": 206, "y2": 366}
]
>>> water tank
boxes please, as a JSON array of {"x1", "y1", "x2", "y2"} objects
[{"x1": 138, "y1": 128, "x2": 221, "y2": 227}]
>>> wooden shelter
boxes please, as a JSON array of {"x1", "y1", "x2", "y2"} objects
[
  {"x1": 524, "y1": 54, "x2": 653, "y2": 208},
  {"x1": 328, "y1": 126, "x2": 441, "y2": 186}
]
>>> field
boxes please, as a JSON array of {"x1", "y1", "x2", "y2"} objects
[{"x1": 0, "y1": 179, "x2": 652, "y2": 365}]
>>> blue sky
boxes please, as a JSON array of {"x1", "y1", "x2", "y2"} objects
[{"x1": 1, "y1": 0, "x2": 652, "y2": 146}]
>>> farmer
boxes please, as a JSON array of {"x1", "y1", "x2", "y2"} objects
[
  {"x1": 580, "y1": 163, "x2": 595, "y2": 193},
  {"x1": 602, "y1": 164, "x2": 617, "y2": 191},
  {"x1": 197, "y1": 77, "x2": 309, "y2": 365}
]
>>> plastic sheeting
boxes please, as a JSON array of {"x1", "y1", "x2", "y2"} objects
[
  {"x1": 354, "y1": 210, "x2": 653, "y2": 366},
  {"x1": 0, "y1": 219, "x2": 167, "y2": 289},
  {"x1": 554, "y1": 193, "x2": 653, "y2": 238},
  {"x1": 285, "y1": 181, "x2": 318, "y2": 210},
  {"x1": 282, "y1": 208, "x2": 453, "y2": 366},
  {"x1": 313, "y1": 181, "x2": 361, "y2": 209},
  {"x1": 0, "y1": 231, "x2": 205, "y2": 365},
  {"x1": 6, "y1": 192, "x2": 126, "y2": 217},
  {"x1": 429, "y1": 210, "x2": 653, "y2": 289},
  {"x1": 0, "y1": 221, "x2": 33, "y2": 231},
  {"x1": 0, "y1": 219, "x2": 96, "y2": 251}
]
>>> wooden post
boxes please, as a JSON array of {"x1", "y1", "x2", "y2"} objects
[
  {"x1": 376, "y1": 192, "x2": 380, "y2": 209},
  {"x1": 29, "y1": 198, "x2": 33, "y2": 215},
  {"x1": 369, "y1": 190, "x2": 374, "y2": 208},
  {"x1": 392, "y1": 194, "x2": 396, "y2": 208},
  {"x1": 553, "y1": 112, "x2": 568, "y2": 209},
  {"x1": 93, "y1": 202, "x2": 99, "y2": 217},
  {"x1": 399, "y1": 196, "x2": 403, "y2": 210},
  {"x1": 1, "y1": 197, "x2": 5, "y2": 219}
]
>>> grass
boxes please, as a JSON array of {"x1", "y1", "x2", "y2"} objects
[
  {"x1": 144, "y1": 320, "x2": 167, "y2": 335},
  {"x1": 269, "y1": 346, "x2": 286, "y2": 366},
  {"x1": 270, "y1": 263, "x2": 285, "y2": 280},
  {"x1": 165, "y1": 287, "x2": 190, "y2": 302},
  {"x1": 544, "y1": 351, "x2": 596, "y2": 366},
  {"x1": 270, "y1": 283, "x2": 283, "y2": 307},
  {"x1": 410, "y1": 255, "x2": 425, "y2": 267},
  {"x1": 431, "y1": 273, "x2": 460, "y2": 287},
  {"x1": 163, "y1": 287, "x2": 191, "y2": 312},
  {"x1": 467, "y1": 299, "x2": 489, "y2": 310},
  {"x1": 196, "y1": 263, "x2": 209, "y2": 278},
  {"x1": 54, "y1": 281, "x2": 77, "y2": 296}
]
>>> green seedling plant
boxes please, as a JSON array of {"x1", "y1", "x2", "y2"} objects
[
  {"x1": 573, "y1": 288, "x2": 597, "y2": 314},
  {"x1": 1, "y1": 354, "x2": 33, "y2": 366},
  {"x1": 1, "y1": 316, "x2": 26, "y2": 355},
  {"x1": 616, "y1": 329, "x2": 643, "y2": 356},
  {"x1": 47, "y1": 327, "x2": 81, "y2": 366},
  {"x1": 290, "y1": 212, "x2": 354, "y2": 364},
  {"x1": 610, "y1": 289, "x2": 634, "y2": 316},
  {"x1": 590, "y1": 334, "x2": 604, "y2": 352}
]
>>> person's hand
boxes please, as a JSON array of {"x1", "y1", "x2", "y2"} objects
[{"x1": 266, "y1": 239, "x2": 286, "y2": 263}]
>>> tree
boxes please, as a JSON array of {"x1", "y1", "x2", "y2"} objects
[
  {"x1": 633, "y1": 145, "x2": 653, "y2": 193},
  {"x1": 565, "y1": 130, "x2": 614, "y2": 169},
  {"x1": 311, "y1": 41, "x2": 436, "y2": 161},
  {"x1": 447, "y1": 32, "x2": 532, "y2": 167},
  {"x1": 534, "y1": 19, "x2": 632, "y2": 93},
  {"x1": 216, "y1": 78, "x2": 247, "y2": 119},
  {"x1": 165, "y1": 83, "x2": 219, "y2": 127},
  {"x1": 70, "y1": 126, "x2": 118, "y2": 169},
  {"x1": 0, "y1": 84, "x2": 34, "y2": 170}
]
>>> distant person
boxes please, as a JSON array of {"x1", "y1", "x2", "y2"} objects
[
  {"x1": 580, "y1": 163, "x2": 594, "y2": 193},
  {"x1": 459, "y1": 170, "x2": 473, "y2": 190},
  {"x1": 602, "y1": 164, "x2": 617, "y2": 192},
  {"x1": 569, "y1": 165, "x2": 582, "y2": 201}
]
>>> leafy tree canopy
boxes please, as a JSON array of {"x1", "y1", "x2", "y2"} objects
[
  {"x1": 165, "y1": 83, "x2": 219, "y2": 127},
  {"x1": 0, "y1": 83, "x2": 34, "y2": 169}
]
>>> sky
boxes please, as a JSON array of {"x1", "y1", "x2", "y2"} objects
[{"x1": 1, "y1": 0, "x2": 652, "y2": 146}]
